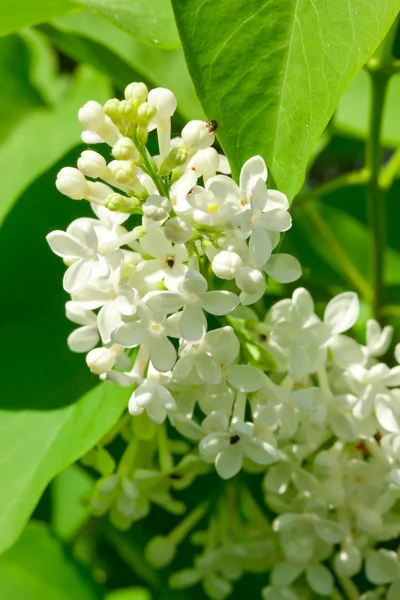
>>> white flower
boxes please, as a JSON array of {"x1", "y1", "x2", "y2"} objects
[
  {"x1": 56, "y1": 167, "x2": 113, "y2": 204},
  {"x1": 65, "y1": 301, "x2": 99, "y2": 352},
  {"x1": 129, "y1": 363, "x2": 177, "y2": 423},
  {"x1": 145, "y1": 270, "x2": 239, "y2": 341},
  {"x1": 135, "y1": 228, "x2": 188, "y2": 291},
  {"x1": 112, "y1": 303, "x2": 181, "y2": 372},
  {"x1": 86, "y1": 344, "x2": 124, "y2": 375},
  {"x1": 72, "y1": 268, "x2": 139, "y2": 344},
  {"x1": 187, "y1": 183, "x2": 238, "y2": 228},
  {"x1": 173, "y1": 326, "x2": 240, "y2": 384},
  {"x1": 266, "y1": 288, "x2": 329, "y2": 381},
  {"x1": 199, "y1": 411, "x2": 280, "y2": 479},
  {"x1": 46, "y1": 220, "x2": 120, "y2": 293},
  {"x1": 142, "y1": 195, "x2": 171, "y2": 231}
]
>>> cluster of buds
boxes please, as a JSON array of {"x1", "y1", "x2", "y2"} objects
[{"x1": 47, "y1": 83, "x2": 400, "y2": 599}]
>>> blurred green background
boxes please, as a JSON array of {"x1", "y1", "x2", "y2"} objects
[{"x1": 2, "y1": 4, "x2": 400, "y2": 599}]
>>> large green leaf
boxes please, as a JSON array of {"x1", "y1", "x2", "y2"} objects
[
  {"x1": 71, "y1": 0, "x2": 180, "y2": 49},
  {"x1": 0, "y1": 35, "x2": 45, "y2": 141},
  {"x1": 172, "y1": 0, "x2": 400, "y2": 198},
  {"x1": 0, "y1": 65, "x2": 111, "y2": 225},
  {"x1": 0, "y1": 147, "x2": 130, "y2": 554},
  {"x1": 0, "y1": 0, "x2": 80, "y2": 37},
  {"x1": 0, "y1": 522, "x2": 102, "y2": 599},
  {"x1": 49, "y1": 12, "x2": 203, "y2": 120}
]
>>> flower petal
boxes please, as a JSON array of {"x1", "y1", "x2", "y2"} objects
[
  {"x1": 249, "y1": 228, "x2": 272, "y2": 267},
  {"x1": 112, "y1": 321, "x2": 148, "y2": 347},
  {"x1": 195, "y1": 353, "x2": 221, "y2": 384},
  {"x1": 63, "y1": 259, "x2": 92, "y2": 294},
  {"x1": 149, "y1": 335, "x2": 177, "y2": 372},
  {"x1": 200, "y1": 291, "x2": 239, "y2": 316},
  {"x1": 46, "y1": 231, "x2": 86, "y2": 258},
  {"x1": 145, "y1": 291, "x2": 184, "y2": 314},
  {"x1": 240, "y1": 156, "x2": 267, "y2": 196},
  {"x1": 226, "y1": 365, "x2": 265, "y2": 392},
  {"x1": 263, "y1": 253, "x2": 302, "y2": 283},
  {"x1": 215, "y1": 444, "x2": 243, "y2": 479},
  {"x1": 180, "y1": 305, "x2": 207, "y2": 341},
  {"x1": 324, "y1": 292, "x2": 359, "y2": 334},
  {"x1": 67, "y1": 325, "x2": 99, "y2": 353},
  {"x1": 98, "y1": 302, "x2": 123, "y2": 344}
]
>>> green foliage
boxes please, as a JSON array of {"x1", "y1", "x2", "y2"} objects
[
  {"x1": 0, "y1": 0, "x2": 80, "y2": 37},
  {"x1": 1, "y1": 1, "x2": 400, "y2": 598},
  {"x1": 71, "y1": 0, "x2": 180, "y2": 49},
  {"x1": 0, "y1": 521, "x2": 102, "y2": 598},
  {"x1": 172, "y1": 0, "x2": 400, "y2": 197}
]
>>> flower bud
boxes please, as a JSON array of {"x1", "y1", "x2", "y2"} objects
[
  {"x1": 334, "y1": 546, "x2": 362, "y2": 578},
  {"x1": 103, "y1": 98, "x2": 120, "y2": 121},
  {"x1": 145, "y1": 536, "x2": 177, "y2": 569},
  {"x1": 182, "y1": 120, "x2": 215, "y2": 150},
  {"x1": 356, "y1": 506, "x2": 383, "y2": 535},
  {"x1": 118, "y1": 99, "x2": 137, "y2": 121},
  {"x1": 164, "y1": 216, "x2": 194, "y2": 243},
  {"x1": 77, "y1": 150, "x2": 107, "y2": 179},
  {"x1": 86, "y1": 347, "x2": 118, "y2": 374},
  {"x1": 142, "y1": 195, "x2": 171, "y2": 221},
  {"x1": 136, "y1": 102, "x2": 157, "y2": 126},
  {"x1": 78, "y1": 100, "x2": 105, "y2": 130},
  {"x1": 56, "y1": 167, "x2": 87, "y2": 200},
  {"x1": 212, "y1": 251, "x2": 243, "y2": 280},
  {"x1": 148, "y1": 87, "x2": 177, "y2": 118},
  {"x1": 190, "y1": 147, "x2": 219, "y2": 179},
  {"x1": 112, "y1": 137, "x2": 139, "y2": 161},
  {"x1": 236, "y1": 266, "x2": 264, "y2": 294},
  {"x1": 159, "y1": 146, "x2": 188, "y2": 175},
  {"x1": 124, "y1": 82, "x2": 148, "y2": 103},
  {"x1": 108, "y1": 160, "x2": 137, "y2": 185},
  {"x1": 105, "y1": 193, "x2": 141, "y2": 213}
]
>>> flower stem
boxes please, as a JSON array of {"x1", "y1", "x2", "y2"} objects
[{"x1": 365, "y1": 18, "x2": 398, "y2": 319}]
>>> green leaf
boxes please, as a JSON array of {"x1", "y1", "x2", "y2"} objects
[
  {"x1": 71, "y1": 0, "x2": 180, "y2": 49},
  {"x1": 107, "y1": 588, "x2": 152, "y2": 600},
  {"x1": 0, "y1": 147, "x2": 130, "y2": 554},
  {"x1": 0, "y1": 0, "x2": 80, "y2": 37},
  {"x1": 0, "y1": 521, "x2": 102, "y2": 599},
  {"x1": 335, "y1": 69, "x2": 400, "y2": 147},
  {"x1": 172, "y1": 0, "x2": 400, "y2": 197},
  {"x1": 49, "y1": 12, "x2": 203, "y2": 120},
  {"x1": 0, "y1": 35, "x2": 45, "y2": 140},
  {"x1": 0, "y1": 64, "x2": 111, "y2": 225}
]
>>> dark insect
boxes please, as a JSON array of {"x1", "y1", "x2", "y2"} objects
[{"x1": 206, "y1": 120, "x2": 218, "y2": 134}]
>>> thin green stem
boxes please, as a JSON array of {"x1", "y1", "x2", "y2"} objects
[
  {"x1": 305, "y1": 204, "x2": 371, "y2": 300},
  {"x1": 365, "y1": 72, "x2": 389, "y2": 319},
  {"x1": 365, "y1": 17, "x2": 398, "y2": 319}
]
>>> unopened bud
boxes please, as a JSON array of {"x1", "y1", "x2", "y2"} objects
[
  {"x1": 136, "y1": 102, "x2": 157, "y2": 126},
  {"x1": 105, "y1": 193, "x2": 141, "y2": 213},
  {"x1": 56, "y1": 167, "x2": 87, "y2": 200},
  {"x1": 159, "y1": 146, "x2": 188, "y2": 175},
  {"x1": 212, "y1": 251, "x2": 243, "y2": 280},
  {"x1": 125, "y1": 82, "x2": 148, "y2": 103},
  {"x1": 78, "y1": 100, "x2": 105, "y2": 130},
  {"x1": 334, "y1": 546, "x2": 362, "y2": 578},
  {"x1": 182, "y1": 120, "x2": 215, "y2": 150},
  {"x1": 148, "y1": 87, "x2": 177, "y2": 118},
  {"x1": 103, "y1": 98, "x2": 120, "y2": 121},
  {"x1": 164, "y1": 216, "x2": 194, "y2": 243},
  {"x1": 108, "y1": 160, "x2": 137, "y2": 185},
  {"x1": 145, "y1": 536, "x2": 177, "y2": 569},
  {"x1": 118, "y1": 99, "x2": 137, "y2": 121},
  {"x1": 77, "y1": 150, "x2": 107, "y2": 179},
  {"x1": 112, "y1": 137, "x2": 139, "y2": 161},
  {"x1": 142, "y1": 195, "x2": 171, "y2": 222},
  {"x1": 86, "y1": 347, "x2": 118, "y2": 374}
]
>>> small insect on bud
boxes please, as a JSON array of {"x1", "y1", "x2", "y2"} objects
[
  {"x1": 206, "y1": 120, "x2": 218, "y2": 134},
  {"x1": 181, "y1": 120, "x2": 216, "y2": 150}
]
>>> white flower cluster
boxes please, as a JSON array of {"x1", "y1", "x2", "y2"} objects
[{"x1": 48, "y1": 83, "x2": 400, "y2": 599}]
